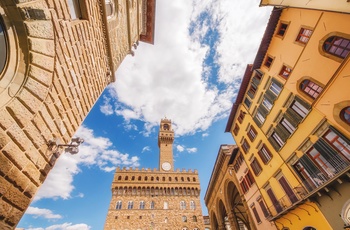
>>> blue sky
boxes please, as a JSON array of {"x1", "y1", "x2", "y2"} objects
[{"x1": 18, "y1": 1, "x2": 272, "y2": 229}]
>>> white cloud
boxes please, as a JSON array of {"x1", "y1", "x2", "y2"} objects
[
  {"x1": 25, "y1": 223, "x2": 91, "y2": 230},
  {"x1": 176, "y1": 145, "x2": 185, "y2": 152},
  {"x1": 34, "y1": 125, "x2": 140, "y2": 200},
  {"x1": 99, "y1": 95, "x2": 114, "y2": 115},
  {"x1": 142, "y1": 146, "x2": 151, "y2": 153},
  {"x1": 187, "y1": 147, "x2": 197, "y2": 153},
  {"x1": 25, "y1": 207, "x2": 62, "y2": 219},
  {"x1": 202, "y1": 133, "x2": 209, "y2": 137},
  {"x1": 104, "y1": 0, "x2": 271, "y2": 137}
]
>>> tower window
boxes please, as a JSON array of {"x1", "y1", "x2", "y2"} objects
[
  {"x1": 163, "y1": 124, "x2": 169, "y2": 130},
  {"x1": 180, "y1": 201, "x2": 186, "y2": 210},
  {"x1": 182, "y1": 216, "x2": 187, "y2": 222},
  {"x1": 128, "y1": 201, "x2": 133, "y2": 209},
  {"x1": 190, "y1": 201, "x2": 195, "y2": 210},
  {"x1": 116, "y1": 201, "x2": 122, "y2": 209}
]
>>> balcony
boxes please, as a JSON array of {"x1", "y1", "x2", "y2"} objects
[
  {"x1": 299, "y1": 161, "x2": 350, "y2": 193},
  {"x1": 267, "y1": 186, "x2": 307, "y2": 219}
]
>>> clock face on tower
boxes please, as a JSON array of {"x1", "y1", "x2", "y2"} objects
[{"x1": 162, "y1": 162, "x2": 171, "y2": 171}]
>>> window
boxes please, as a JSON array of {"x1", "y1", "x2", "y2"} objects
[
  {"x1": 150, "y1": 201, "x2": 155, "y2": 209},
  {"x1": 280, "y1": 118, "x2": 296, "y2": 134},
  {"x1": 0, "y1": 16, "x2": 7, "y2": 75},
  {"x1": 341, "y1": 107, "x2": 350, "y2": 125},
  {"x1": 240, "y1": 179, "x2": 249, "y2": 194},
  {"x1": 247, "y1": 126, "x2": 257, "y2": 141},
  {"x1": 262, "y1": 97, "x2": 273, "y2": 110},
  {"x1": 324, "y1": 129, "x2": 350, "y2": 161},
  {"x1": 278, "y1": 176, "x2": 298, "y2": 203},
  {"x1": 323, "y1": 36, "x2": 350, "y2": 59},
  {"x1": 164, "y1": 201, "x2": 168, "y2": 209},
  {"x1": 271, "y1": 132, "x2": 285, "y2": 148},
  {"x1": 105, "y1": 0, "x2": 115, "y2": 18},
  {"x1": 233, "y1": 124, "x2": 239, "y2": 135},
  {"x1": 238, "y1": 110, "x2": 245, "y2": 123},
  {"x1": 182, "y1": 216, "x2": 187, "y2": 222},
  {"x1": 255, "y1": 110, "x2": 265, "y2": 124},
  {"x1": 242, "y1": 139, "x2": 250, "y2": 154},
  {"x1": 276, "y1": 22, "x2": 288, "y2": 37},
  {"x1": 250, "y1": 158, "x2": 262, "y2": 176},
  {"x1": 300, "y1": 79, "x2": 323, "y2": 99},
  {"x1": 128, "y1": 201, "x2": 133, "y2": 209},
  {"x1": 264, "y1": 56, "x2": 274, "y2": 68},
  {"x1": 234, "y1": 153, "x2": 244, "y2": 172},
  {"x1": 192, "y1": 215, "x2": 197, "y2": 222},
  {"x1": 180, "y1": 201, "x2": 186, "y2": 210},
  {"x1": 251, "y1": 204, "x2": 262, "y2": 224},
  {"x1": 67, "y1": 0, "x2": 88, "y2": 19},
  {"x1": 296, "y1": 28, "x2": 313, "y2": 44},
  {"x1": 258, "y1": 198, "x2": 270, "y2": 218},
  {"x1": 258, "y1": 144, "x2": 273, "y2": 164},
  {"x1": 279, "y1": 65, "x2": 292, "y2": 78},
  {"x1": 244, "y1": 97, "x2": 251, "y2": 109},
  {"x1": 269, "y1": 80, "x2": 282, "y2": 96},
  {"x1": 139, "y1": 201, "x2": 145, "y2": 209},
  {"x1": 290, "y1": 97, "x2": 310, "y2": 119},
  {"x1": 190, "y1": 201, "x2": 196, "y2": 210},
  {"x1": 266, "y1": 188, "x2": 283, "y2": 213},
  {"x1": 116, "y1": 201, "x2": 122, "y2": 209},
  {"x1": 247, "y1": 84, "x2": 257, "y2": 99}
]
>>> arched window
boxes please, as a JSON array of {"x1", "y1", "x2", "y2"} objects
[
  {"x1": 127, "y1": 201, "x2": 133, "y2": 209},
  {"x1": 192, "y1": 216, "x2": 197, "y2": 222},
  {"x1": 131, "y1": 176, "x2": 135, "y2": 180},
  {"x1": 300, "y1": 79, "x2": 323, "y2": 99},
  {"x1": 180, "y1": 201, "x2": 186, "y2": 210},
  {"x1": 164, "y1": 201, "x2": 169, "y2": 209},
  {"x1": 323, "y1": 36, "x2": 350, "y2": 59},
  {"x1": 303, "y1": 227, "x2": 316, "y2": 230},
  {"x1": 118, "y1": 176, "x2": 122, "y2": 180},
  {"x1": 0, "y1": 17, "x2": 7, "y2": 75},
  {"x1": 182, "y1": 216, "x2": 187, "y2": 222},
  {"x1": 190, "y1": 201, "x2": 195, "y2": 210},
  {"x1": 116, "y1": 201, "x2": 122, "y2": 209},
  {"x1": 164, "y1": 217, "x2": 168, "y2": 223},
  {"x1": 341, "y1": 107, "x2": 350, "y2": 125},
  {"x1": 150, "y1": 201, "x2": 155, "y2": 209},
  {"x1": 139, "y1": 201, "x2": 145, "y2": 209}
]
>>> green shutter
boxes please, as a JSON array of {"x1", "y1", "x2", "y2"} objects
[
  {"x1": 276, "y1": 123, "x2": 290, "y2": 141},
  {"x1": 295, "y1": 96, "x2": 311, "y2": 110},
  {"x1": 268, "y1": 135, "x2": 281, "y2": 151},
  {"x1": 265, "y1": 89, "x2": 277, "y2": 102},
  {"x1": 284, "y1": 108, "x2": 300, "y2": 127}
]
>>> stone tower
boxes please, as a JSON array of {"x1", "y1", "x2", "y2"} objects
[
  {"x1": 104, "y1": 119, "x2": 204, "y2": 230},
  {"x1": 0, "y1": 0, "x2": 155, "y2": 229}
]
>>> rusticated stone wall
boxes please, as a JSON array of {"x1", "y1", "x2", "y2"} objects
[{"x1": 0, "y1": 0, "x2": 139, "y2": 228}]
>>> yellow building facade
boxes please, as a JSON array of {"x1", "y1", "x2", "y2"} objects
[{"x1": 226, "y1": 7, "x2": 350, "y2": 230}]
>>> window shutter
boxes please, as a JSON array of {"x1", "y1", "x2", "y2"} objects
[
  {"x1": 252, "y1": 76, "x2": 260, "y2": 87},
  {"x1": 253, "y1": 115, "x2": 262, "y2": 127},
  {"x1": 271, "y1": 78, "x2": 283, "y2": 88},
  {"x1": 295, "y1": 96, "x2": 311, "y2": 110},
  {"x1": 265, "y1": 89, "x2": 277, "y2": 103},
  {"x1": 275, "y1": 123, "x2": 290, "y2": 141},
  {"x1": 259, "y1": 104, "x2": 268, "y2": 118},
  {"x1": 286, "y1": 107, "x2": 302, "y2": 125},
  {"x1": 268, "y1": 135, "x2": 281, "y2": 151}
]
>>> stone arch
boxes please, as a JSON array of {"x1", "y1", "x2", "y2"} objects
[{"x1": 210, "y1": 211, "x2": 219, "y2": 230}]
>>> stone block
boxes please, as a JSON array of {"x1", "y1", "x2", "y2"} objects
[
  {"x1": 2, "y1": 143, "x2": 31, "y2": 173},
  {"x1": 29, "y1": 37, "x2": 55, "y2": 57},
  {"x1": 5, "y1": 166, "x2": 31, "y2": 192},
  {"x1": 24, "y1": 20, "x2": 54, "y2": 39},
  {"x1": 30, "y1": 52, "x2": 55, "y2": 72},
  {"x1": 0, "y1": 176, "x2": 11, "y2": 196},
  {"x1": 0, "y1": 129, "x2": 11, "y2": 150},
  {"x1": 22, "y1": 161, "x2": 41, "y2": 186},
  {"x1": 6, "y1": 125, "x2": 33, "y2": 153},
  {"x1": 0, "y1": 152, "x2": 13, "y2": 177},
  {"x1": 3, "y1": 185, "x2": 30, "y2": 211},
  {"x1": 28, "y1": 64, "x2": 53, "y2": 87},
  {"x1": 23, "y1": 120, "x2": 46, "y2": 149},
  {"x1": 24, "y1": 181, "x2": 38, "y2": 198},
  {"x1": 6, "y1": 99, "x2": 33, "y2": 129},
  {"x1": 0, "y1": 109, "x2": 15, "y2": 130}
]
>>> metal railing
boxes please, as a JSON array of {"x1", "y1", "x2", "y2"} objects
[{"x1": 267, "y1": 186, "x2": 307, "y2": 217}]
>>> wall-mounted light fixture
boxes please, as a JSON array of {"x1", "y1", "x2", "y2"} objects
[{"x1": 48, "y1": 137, "x2": 84, "y2": 155}]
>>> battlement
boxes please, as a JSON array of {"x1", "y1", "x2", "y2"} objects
[{"x1": 115, "y1": 167, "x2": 198, "y2": 174}]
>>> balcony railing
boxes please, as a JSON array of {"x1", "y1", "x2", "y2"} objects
[
  {"x1": 267, "y1": 186, "x2": 307, "y2": 218},
  {"x1": 300, "y1": 161, "x2": 350, "y2": 193}
]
